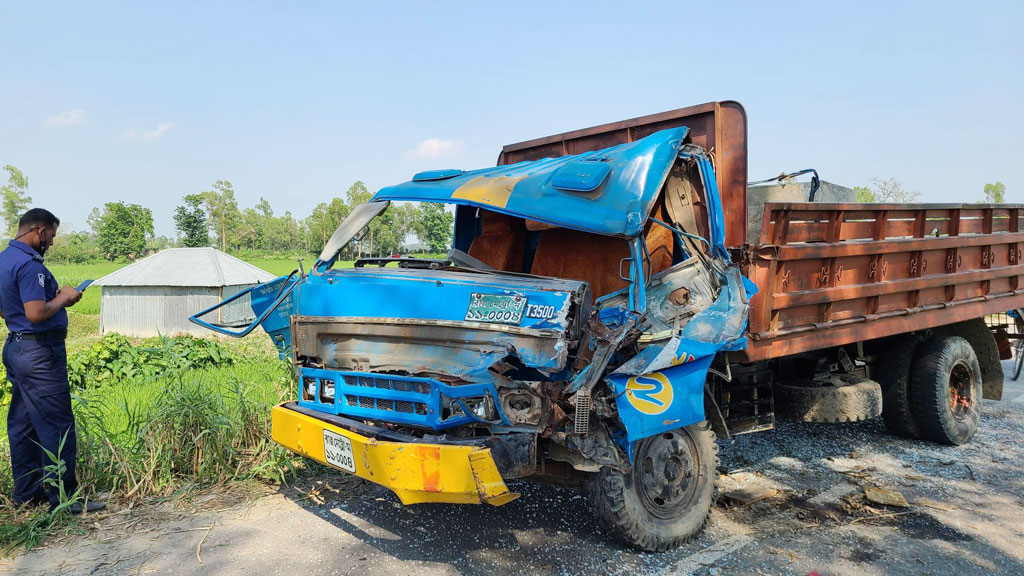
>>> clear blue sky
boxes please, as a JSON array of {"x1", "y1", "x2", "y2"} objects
[{"x1": 2, "y1": 1, "x2": 1021, "y2": 237}]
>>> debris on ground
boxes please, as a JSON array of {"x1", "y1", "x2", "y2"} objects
[
  {"x1": 863, "y1": 486, "x2": 910, "y2": 508},
  {"x1": 721, "y1": 486, "x2": 778, "y2": 506}
]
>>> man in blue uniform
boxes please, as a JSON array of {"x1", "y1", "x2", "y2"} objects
[{"x1": 1, "y1": 208, "x2": 103, "y2": 513}]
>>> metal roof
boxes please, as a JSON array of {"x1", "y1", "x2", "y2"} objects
[
  {"x1": 95, "y1": 247, "x2": 277, "y2": 287},
  {"x1": 372, "y1": 127, "x2": 689, "y2": 237}
]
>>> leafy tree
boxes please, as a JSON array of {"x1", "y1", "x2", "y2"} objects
[
  {"x1": 345, "y1": 181, "x2": 372, "y2": 206},
  {"x1": 200, "y1": 180, "x2": 240, "y2": 251},
  {"x1": 47, "y1": 231, "x2": 104, "y2": 264},
  {"x1": 92, "y1": 202, "x2": 155, "y2": 261},
  {"x1": 854, "y1": 186, "x2": 875, "y2": 202},
  {"x1": 1, "y1": 165, "x2": 32, "y2": 235},
  {"x1": 392, "y1": 202, "x2": 422, "y2": 252},
  {"x1": 147, "y1": 235, "x2": 177, "y2": 252},
  {"x1": 418, "y1": 202, "x2": 454, "y2": 253},
  {"x1": 173, "y1": 194, "x2": 208, "y2": 247},
  {"x1": 307, "y1": 198, "x2": 350, "y2": 249},
  {"x1": 982, "y1": 182, "x2": 1006, "y2": 203}
]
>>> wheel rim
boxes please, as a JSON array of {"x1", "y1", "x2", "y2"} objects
[
  {"x1": 632, "y1": 430, "x2": 701, "y2": 519},
  {"x1": 948, "y1": 361, "x2": 975, "y2": 420}
]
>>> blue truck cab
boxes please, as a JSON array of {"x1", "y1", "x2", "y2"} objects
[{"x1": 193, "y1": 125, "x2": 752, "y2": 551}]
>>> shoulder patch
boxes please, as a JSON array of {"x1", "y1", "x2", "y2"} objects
[{"x1": 38, "y1": 273, "x2": 45, "y2": 288}]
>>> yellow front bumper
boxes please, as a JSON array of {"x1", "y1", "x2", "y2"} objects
[{"x1": 271, "y1": 403, "x2": 519, "y2": 506}]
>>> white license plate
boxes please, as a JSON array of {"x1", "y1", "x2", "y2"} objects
[
  {"x1": 323, "y1": 429, "x2": 356, "y2": 473},
  {"x1": 465, "y1": 293, "x2": 527, "y2": 325}
]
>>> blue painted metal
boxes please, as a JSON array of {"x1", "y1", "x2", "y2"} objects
[
  {"x1": 694, "y1": 154, "x2": 729, "y2": 261},
  {"x1": 187, "y1": 275, "x2": 299, "y2": 339},
  {"x1": 412, "y1": 169, "x2": 465, "y2": 182},
  {"x1": 551, "y1": 160, "x2": 611, "y2": 192},
  {"x1": 293, "y1": 268, "x2": 585, "y2": 379},
  {"x1": 300, "y1": 267, "x2": 577, "y2": 334},
  {"x1": 608, "y1": 266, "x2": 753, "y2": 443},
  {"x1": 373, "y1": 127, "x2": 689, "y2": 238},
  {"x1": 297, "y1": 368, "x2": 510, "y2": 430}
]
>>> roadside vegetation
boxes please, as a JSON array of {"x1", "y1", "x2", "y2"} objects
[{"x1": 0, "y1": 258, "x2": 325, "y2": 555}]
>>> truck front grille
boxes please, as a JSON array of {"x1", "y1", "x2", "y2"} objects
[{"x1": 298, "y1": 368, "x2": 507, "y2": 430}]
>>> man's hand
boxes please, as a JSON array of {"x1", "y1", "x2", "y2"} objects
[
  {"x1": 58, "y1": 286, "x2": 83, "y2": 307},
  {"x1": 24, "y1": 286, "x2": 82, "y2": 323}
]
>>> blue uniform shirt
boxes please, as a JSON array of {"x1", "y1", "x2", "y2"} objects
[{"x1": 0, "y1": 240, "x2": 68, "y2": 333}]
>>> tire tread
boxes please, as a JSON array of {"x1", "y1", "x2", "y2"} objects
[{"x1": 588, "y1": 421, "x2": 719, "y2": 552}]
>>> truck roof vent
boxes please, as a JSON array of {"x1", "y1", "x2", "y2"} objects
[
  {"x1": 551, "y1": 160, "x2": 611, "y2": 192},
  {"x1": 413, "y1": 168, "x2": 465, "y2": 182}
]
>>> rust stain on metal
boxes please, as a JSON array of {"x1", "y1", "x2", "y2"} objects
[{"x1": 413, "y1": 445, "x2": 442, "y2": 493}]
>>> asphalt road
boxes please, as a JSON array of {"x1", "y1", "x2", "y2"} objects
[{"x1": 5, "y1": 362, "x2": 1024, "y2": 576}]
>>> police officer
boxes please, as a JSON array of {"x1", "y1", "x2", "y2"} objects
[{"x1": 1, "y1": 208, "x2": 103, "y2": 513}]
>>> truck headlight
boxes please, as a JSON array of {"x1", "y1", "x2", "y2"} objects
[{"x1": 462, "y1": 396, "x2": 496, "y2": 421}]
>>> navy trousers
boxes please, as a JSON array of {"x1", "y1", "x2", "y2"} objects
[{"x1": 3, "y1": 336, "x2": 78, "y2": 508}]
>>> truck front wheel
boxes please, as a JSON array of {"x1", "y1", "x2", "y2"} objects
[
  {"x1": 910, "y1": 336, "x2": 982, "y2": 445},
  {"x1": 588, "y1": 421, "x2": 718, "y2": 551}
]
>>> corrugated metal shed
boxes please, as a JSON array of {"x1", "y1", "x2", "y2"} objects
[
  {"x1": 94, "y1": 248, "x2": 277, "y2": 337},
  {"x1": 95, "y1": 247, "x2": 275, "y2": 287}
]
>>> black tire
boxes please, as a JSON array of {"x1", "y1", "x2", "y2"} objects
[
  {"x1": 774, "y1": 375, "x2": 882, "y2": 423},
  {"x1": 910, "y1": 336, "x2": 982, "y2": 445},
  {"x1": 588, "y1": 421, "x2": 718, "y2": 552},
  {"x1": 876, "y1": 336, "x2": 922, "y2": 439}
]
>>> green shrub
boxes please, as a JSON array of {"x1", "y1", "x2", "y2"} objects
[
  {"x1": 68, "y1": 334, "x2": 234, "y2": 389},
  {"x1": 70, "y1": 358, "x2": 300, "y2": 501}
]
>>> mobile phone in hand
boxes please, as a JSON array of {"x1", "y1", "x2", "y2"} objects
[{"x1": 76, "y1": 279, "x2": 94, "y2": 292}]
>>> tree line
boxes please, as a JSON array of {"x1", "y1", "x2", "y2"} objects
[
  {"x1": 853, "y1": 177, "x2": 1008, "y2": 204},
  {"x1": 1, "y1": 165, "x2": 454, "y2": 264}
]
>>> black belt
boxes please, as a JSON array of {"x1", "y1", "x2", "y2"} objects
[{"x1": 8, "y1": 329, "x2": 67, "y2": 341}]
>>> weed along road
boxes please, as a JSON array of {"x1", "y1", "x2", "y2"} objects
[{"x1": 5, "y1": 364, "x2": 1023, "y2": 575}]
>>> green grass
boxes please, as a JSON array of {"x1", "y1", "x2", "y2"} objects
[{"x1": 49, "y1": 262, "x2": 125, "y2": 315}]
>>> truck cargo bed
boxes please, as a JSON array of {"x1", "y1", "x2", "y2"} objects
[{"x1": 741, "y1": 202, "x2": 1024, "y2": 361}]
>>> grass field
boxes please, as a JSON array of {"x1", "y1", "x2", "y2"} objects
[{"x1": 49, "y1": 262, "x2": 123, "y2": 315}]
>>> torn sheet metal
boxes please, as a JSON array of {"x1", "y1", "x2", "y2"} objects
[{"x1": 607, "y1": 266, "x2": 753, "y2": 443}]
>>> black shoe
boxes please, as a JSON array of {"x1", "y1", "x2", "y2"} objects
[{"x1": 67, "y1": 501, "x2": 106, "y2": 514}]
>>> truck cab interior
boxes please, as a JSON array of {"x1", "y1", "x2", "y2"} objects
[{"x1": 456, "y1": 199, "x2": 682, "y2": 300}]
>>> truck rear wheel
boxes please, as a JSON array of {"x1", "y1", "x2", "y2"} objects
[
  {"x1": 876, "y1": 335, "x2": 922, "y2": 439},
  {"x1": 588, "y1": 421, "x2": 718, "y2": 552},
  {"x1": 910, "y1": 336, "x2": 982, "y2": 445}
]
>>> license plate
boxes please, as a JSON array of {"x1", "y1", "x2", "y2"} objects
[
  {"x1": 323, "y1": 429, "x2": 356, "y2": 473},
  {"x1": 465, "y1": 293, "x2": 526, "y2": 325}
]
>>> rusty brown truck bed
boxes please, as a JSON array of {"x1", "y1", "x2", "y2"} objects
[{"x1": 744, "y1": 203, "x2": 1024, "y2": 361}]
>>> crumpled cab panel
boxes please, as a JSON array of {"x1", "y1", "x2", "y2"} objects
[{"x1": 291, "y1": 267, "x2": 590, "y2": 432}]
